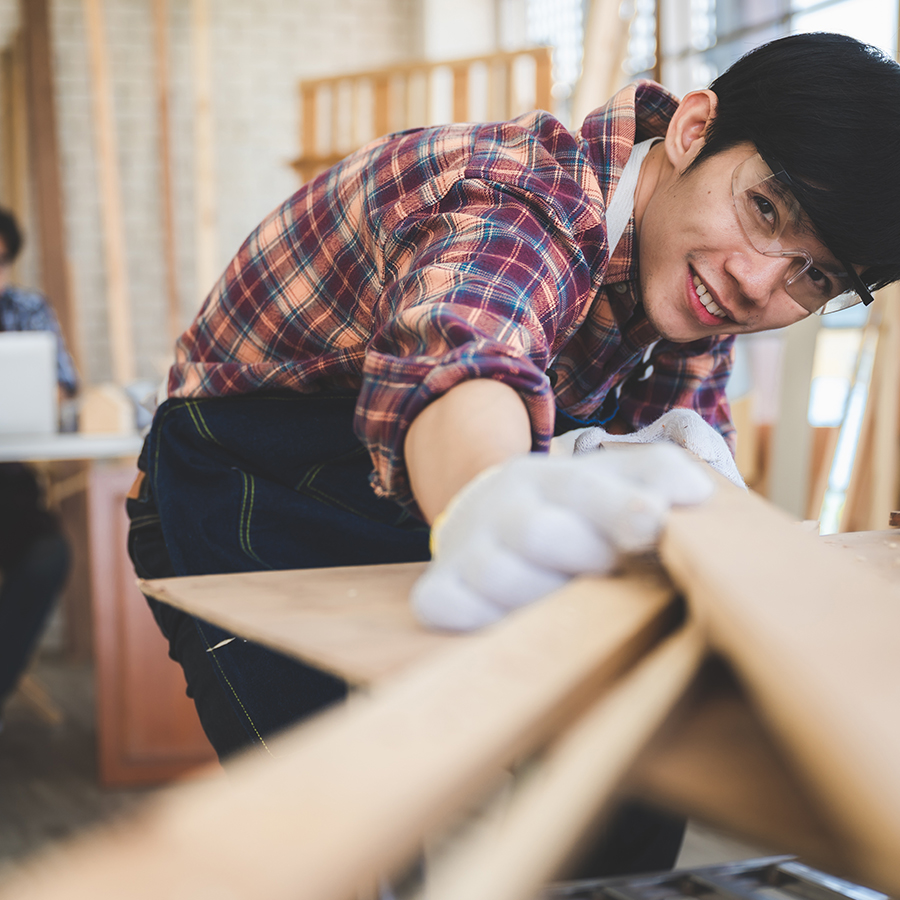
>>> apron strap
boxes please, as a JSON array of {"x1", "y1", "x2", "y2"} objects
[{"x1": 605, "y1": 137, "x2": 661, "y2": 257}]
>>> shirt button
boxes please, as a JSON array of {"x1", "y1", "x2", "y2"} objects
[{"x1": 613, "y1": 283, "x2": 628, "y2": 294}]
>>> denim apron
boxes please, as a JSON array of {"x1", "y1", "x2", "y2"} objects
[{"x1": 127, "y1": 137, "x2": 684, "y2": 874}]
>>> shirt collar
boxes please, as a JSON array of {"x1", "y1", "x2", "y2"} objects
[{"x1": 577, "y1": 80, "x2": 679, "y2": 291}]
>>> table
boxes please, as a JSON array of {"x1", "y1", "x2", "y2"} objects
[{"x1": 0, "y1": 431, "x2": 144, "y2": 462}]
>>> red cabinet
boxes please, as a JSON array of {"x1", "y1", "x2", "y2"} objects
[{"x1": 87, "y1": 464, "x2": 216, "y2": 786}]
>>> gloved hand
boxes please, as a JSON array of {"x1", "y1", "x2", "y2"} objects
[
  {"x1": 410, "y1": 443, "x2": 714, "y2": 632},
  {"x1": 566, "y1": 409, "x2": 746, "y2": 489}
]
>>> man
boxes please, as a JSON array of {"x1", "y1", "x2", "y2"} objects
[
  {"x1": 127, "y1": 32, "x2": 900, "y2": 874},
  {"x1": 0, "y1": 208, "x2": 76, "y2": 719}
]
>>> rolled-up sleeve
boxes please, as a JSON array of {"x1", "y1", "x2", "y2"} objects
[{"x1": 356, "y1": 179, "x2": 593, "y2": 509}]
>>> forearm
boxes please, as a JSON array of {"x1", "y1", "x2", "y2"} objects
[{"x1": 404, "y1": 379, "x2": 532, "y2": 524}]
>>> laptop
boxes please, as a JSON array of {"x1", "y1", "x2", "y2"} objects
[{"x1": 0, "y1": 331, "x2": 58, "y2": 435}]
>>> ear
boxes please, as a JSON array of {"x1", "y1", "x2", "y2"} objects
[{"x1": 664, "y1": 89, "x2": 718, "y2": 172}]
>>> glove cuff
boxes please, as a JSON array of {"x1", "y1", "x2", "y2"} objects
[{"x1": 428, "y1": 462, "x2": 505, "y2": 558}]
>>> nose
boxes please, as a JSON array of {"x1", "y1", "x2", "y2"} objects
[{"x1": 724, "y1": 250, "x2": 792, "y2": 306}]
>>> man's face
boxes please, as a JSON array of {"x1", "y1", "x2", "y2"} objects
[{"x1": 636, "y1": 140, "x2": 842, "y2": 343}]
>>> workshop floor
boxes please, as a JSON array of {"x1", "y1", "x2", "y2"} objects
[
  {"x1": 0, "y1": 653, "x2": 154, "y2": 886},
  {"x1": 0, "y1": 653, "x2": 766, "y2": 890}
]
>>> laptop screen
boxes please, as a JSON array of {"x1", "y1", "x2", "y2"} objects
[{"x1": 0, "y1": 331, "x2": 58, "y2": 435}]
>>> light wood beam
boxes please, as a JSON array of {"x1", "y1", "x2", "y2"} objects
[
  {"x1": 21, "y1": 0, "x2": 81, "y2": 370},
  {"x1": 153, "y1": 0, "x2": 182, "y2": 346},
  {"x1": 661, "y1": 474, "x2": 900, "y2": 895},
  {"x1": 83, "y1": 0, "x2": 135, "y2": 384}
]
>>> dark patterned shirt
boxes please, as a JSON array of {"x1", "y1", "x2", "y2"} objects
[
  {"x1": 0, "y1": 285, "x2": 78, "y2": 395},
  {"x1": 170, "y1": 81, "x2": 734, "y2": 510}
]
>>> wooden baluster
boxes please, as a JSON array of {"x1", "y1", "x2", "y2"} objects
[
  {"x1": 373, "y1": 74, "x2": 389, "y2": 138},
  {"x1": 534, "y1": 47, "x2": 552, "y2": 112},
  {"x1": 300, "y1": 83, "x2": 316, "y2": 182},
  {"x1": 503, "y1": 56, "x2": 515, "y2": 119},
  {"x1": 452, "y1": 64, "x2": 469, "y2": 122}
]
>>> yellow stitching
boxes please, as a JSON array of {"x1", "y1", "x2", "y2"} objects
[
  {"x1": 190, "y1": 402, "x2": 222, "y2": 445},
  {"x1": 238, "y1": 470, "x2": 269, "y2": 567},
  {"x1": 197, "y1": 623, "x2": 273, "y2": 756},
  {"x1": 185, "y1": 401, "x2": 221, "y2": 446}
]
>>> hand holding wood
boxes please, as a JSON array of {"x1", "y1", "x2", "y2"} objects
[{"x1": 411, "y1": 444, "x2": 713, "y2": 631}]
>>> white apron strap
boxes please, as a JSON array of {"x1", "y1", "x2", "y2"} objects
[{"x1": 604, "y1": 137, "x2": 661, "y2": 257}]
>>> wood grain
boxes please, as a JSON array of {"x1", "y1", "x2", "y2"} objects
[
  {"x1": 22, "y1": 0, "x2": 80, "y2": 368},
  {"x1": 140, "y1": 562, "x2": 452, "y2": 685},
  {"x1": 627, "y1": 660, "x2": 851, "y2": 873},
  {"x1": 421, "y1": 620, "x2": 705, "y2": 900},
  {"x1": 0, "y1": 567, "x2": 676, "y2": 900},
  {"x1": 661, "y1": 476, "x2": 900, "y2": 895}
]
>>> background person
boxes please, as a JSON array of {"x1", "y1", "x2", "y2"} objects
[{"x1": 0, "y1": 208, "x2": 78, "y2": 722}]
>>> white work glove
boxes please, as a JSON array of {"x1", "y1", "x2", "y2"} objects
[
  {"x1": 411, "y1": 444, "x2": 714, "y2": 632},
  {"x1": 563, "y1": 409, "x2": 746, "y2": 489}
]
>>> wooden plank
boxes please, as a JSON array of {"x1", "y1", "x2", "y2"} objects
[
  {"x1": 22, "y1": 0, "x2": 81, "y2": 370},
  {"x1": 838, "y1": 305, "x2": 881, "y2": 532},
  {"x1": 153, "y1": 0, "x2": 182, "y2": 346},
  {"x1": 0, "y1": 567, "x2": 677, "y2": 900},
  {"x1": 627, "y1": 661, "x2": 851, "y2": 873},
  {"x1": 661, "y1": 474, "x2": 900, "y2": 895},
  {"x1": 819, "y1": 529, "x2": 900, "y2": 583},
  {"x1": 140, "y1": 562, "x2": 454, "y2": 686},
  {"x1": 420, "y1": 621, "x2": 705, "y2": 900},
  {"x1": 857, "y1": 287, "x2": 900, "y2": 529},
  {"x1": 571, "y1": 0, "x2": 631, "y2": 126},
  {"x1": 83, "y1": 0, "x2": 135, "y2": 385},
  {"x1": 297, "y1": 49, "x2": 558, "y2": 89},
  {"x1": 768, "y1": 313, "x2": 819, "y2": 519}
]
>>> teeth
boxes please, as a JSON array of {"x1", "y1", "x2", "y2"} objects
[{"x1": 693, "y1": 274, "x2": 727, "y2": 319}]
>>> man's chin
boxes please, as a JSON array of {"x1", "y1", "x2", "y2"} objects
[{"x1": 642, "y1": 303, "x2": 713, "y2": 343}]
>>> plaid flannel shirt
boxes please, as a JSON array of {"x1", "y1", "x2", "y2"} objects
[{"x1": 170, "y1": 80, "x2": 735, "y2": 512}]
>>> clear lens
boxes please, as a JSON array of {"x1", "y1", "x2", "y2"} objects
[
  {"x1": 815, "y1": 290, "x2": 864, "y2": 316},
  {"x1": 732, "y1": 155, "x2": 863, "y2": 314}
]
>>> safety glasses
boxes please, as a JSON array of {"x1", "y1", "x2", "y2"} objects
[{"x1": 732, "y1": 153, "x2": 873, "y2": 316}]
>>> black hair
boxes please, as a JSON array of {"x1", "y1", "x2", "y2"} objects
[
  {"x1": 693, "y1": 32, "x2": 900, "y2": 291},
  {"x1": 0, "y1": 207, "x2": 22, "y2": 263}
]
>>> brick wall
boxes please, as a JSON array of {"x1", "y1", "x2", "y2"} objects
[{"x1": 0, "y1": 0, "x2": 421, "y2": 385}]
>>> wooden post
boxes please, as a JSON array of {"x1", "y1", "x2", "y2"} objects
[
  {"x1": 452, "y1": 64, "x2": 469, "y2": 122},
  {"x1": 192, "y1": 0, "x2": 217, "y2": 304},
  {"x1": 1, "y1": 37, "x2": 31, "y2": 286},
  {"x1": 83, "y1": 0, "x2": 135, "y2": 385},
  {"x1": 533, "y1": 47, "x2": 552, "y2": 112},
  {"x1": 768, "y1": 313, "x2": 819, "y2": 520},
  {"x1": 21, "y1": 0, "x2": 81, "y2": 371},
  {"x1": 571, "y1": 0, "x2": 631, "y2": 126},
  {"x1": 153, "y1": 0, "x2": 182, "y2": 347},
  {"x1": 863, "y1": 286, "x2": 900, "y2": 528},
  {"x1": 373, "y1": 75, "x2": 389, "y2": 137}
]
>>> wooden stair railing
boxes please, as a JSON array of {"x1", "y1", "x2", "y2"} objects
[{"x1": 291, "y1": 47, "x2": 553, "y2": 183}]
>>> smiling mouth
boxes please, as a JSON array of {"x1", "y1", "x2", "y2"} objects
[{"x1": 692, "y1": 272, "x2": 728, "y2": 319}]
